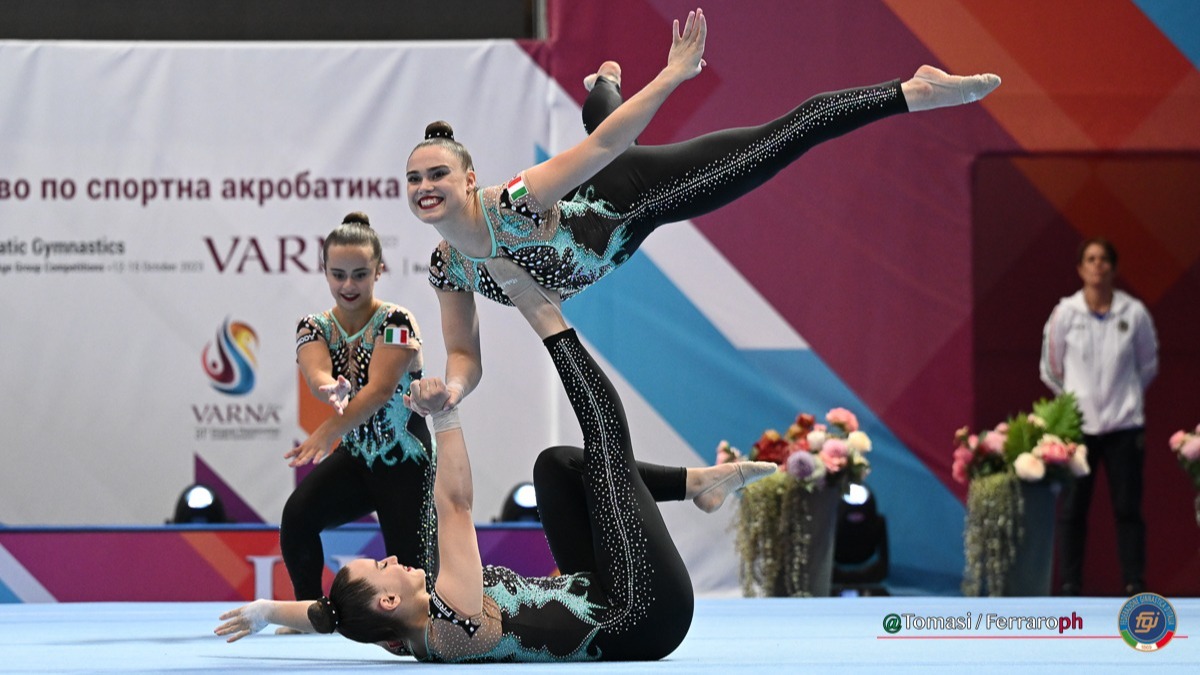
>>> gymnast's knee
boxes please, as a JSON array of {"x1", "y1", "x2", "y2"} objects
[
  {"x1": 280, "y1": 491, "x2": 316, "y2": 533},
  {"x1": 533, "y1": 446, "x2": 583, "y2": 483}
]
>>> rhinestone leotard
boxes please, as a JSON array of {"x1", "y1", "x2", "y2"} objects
[{"x1": 428, "y1": 79, "x2": 906, "y2": 305}]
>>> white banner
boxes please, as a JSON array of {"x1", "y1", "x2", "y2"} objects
[{"x1": 0, "y1": 40, "x2": 740, "y2": 592}]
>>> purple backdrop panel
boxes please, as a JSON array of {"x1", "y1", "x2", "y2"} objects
[{"x1": 0, "y1": 525, "x2": 555, "y2": 602}]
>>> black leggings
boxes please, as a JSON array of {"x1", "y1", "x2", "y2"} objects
[
  {"x1": 539, "y1": 329, "x2": 693, "y2": 660},
  {"x1": 565, "y1": 77, "x2": 908, "y2": 262},
  {"x1": 280, "y1": 447, "x2": 436, "y2": 600}
]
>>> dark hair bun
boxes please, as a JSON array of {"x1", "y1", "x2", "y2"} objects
[
  {"x1": 425, "y1": 120, "x2": 455, "y2": 141},
  {"x1": 307, "y1": 598, "x2": 338, "y2": 634},
  {"x1": 342, "y1": 211, "x2": 371, "y2": 227}
]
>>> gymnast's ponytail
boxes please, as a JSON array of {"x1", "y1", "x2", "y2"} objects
[
  {"x1": 308, "y1": 566, "x2": 400, "y2": 644},
  {"x1": 308, "y1": 596, "x2": 340, "y2": 634}
]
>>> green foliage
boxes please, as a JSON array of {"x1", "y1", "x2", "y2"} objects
[
  {"x1": 1033, "y1": 392, "x2": 1083, "y2": 442},
  {"x1": 962, "y1": 472, "x2": 1023, "y2": 597},
  {"x1": 1002, "y1": 415, "x2": 1038, "y2": 465},
  {"x1": 736, "y1": 472, "x2": 844, "y2": 598},
  {"x1": 1000, "y1": 393, "x2": 1084, "y2": 465}
]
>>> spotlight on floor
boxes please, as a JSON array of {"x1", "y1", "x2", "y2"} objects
[
  {"x1": 170, "y1": 483, "x2": 226, "y2": 524},
  {"x1": 496, "y1": 481, "x2": 540, "y2": 523},
  {"x1": 832, "y1": 482, "x2": 890, "y2": 596}
]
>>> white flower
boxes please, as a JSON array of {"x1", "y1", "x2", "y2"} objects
[
  {"x1": 1013, "y1": 452, "x2": 1046, "y2": 481},
  {"x1": 847, "y1": 430, "x2": 872, "y2": 453},
  {"x1": 1026, "y1": 414, "x2": 1046, "y2": 428},
  {"x1": 1068, "y1": 444, "x2": 1090, "y2": 477},
  {"x1": 806, "y1": 429, "x2": 827, "y2": 451}
]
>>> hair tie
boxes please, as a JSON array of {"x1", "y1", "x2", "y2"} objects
[
  {"x1": 318, "y1": 595, "x2": 340, "y2": 628},
  {"x1": 426, "y1": 128, "x2": 453, "y2": 140}
]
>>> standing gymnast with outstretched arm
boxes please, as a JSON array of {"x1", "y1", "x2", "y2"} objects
[
  {"x1": 215, "y1": 276, "x2": 777, "y2": 662},
  {"x1": 278, "y1": 212, "x2": 437, "y2": 621},
  {"x1": 402, "y1": 7, "x2": 1001, "y2": 415}
]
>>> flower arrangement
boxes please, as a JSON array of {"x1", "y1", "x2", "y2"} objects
[
  {"x1": 951, "y1": 393, "x2": 1090, "y2": 486},
  {"x1": 718, "y1": 407, "x2": 872, "y2": 491},
  {"x1": 720, "y1": 408, "x2": 872, "y2": 597},
  {"x1": 1168, "y1": 425, "x2": 1200, "y2": 528},
  {"x1": 953, "y1": 393, "x2": 1087, "y2": 596},
  {"x1": 1168, "y1": 425, "x2": 1200, "y2": 490}
]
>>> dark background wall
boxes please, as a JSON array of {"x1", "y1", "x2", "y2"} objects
[{"x1": 0, "y1": 0, "x2": 541, "y2": 40}]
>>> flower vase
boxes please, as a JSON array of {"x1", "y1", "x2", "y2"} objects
[
  {"x1": 962, "y1": 473, "x2": 1059, "y2": 597},
  {"x1": 774, "y1": 482, "x2": 840, "y2": 597},
  {"x1": 1003, "y1": 480, "x2": 1059, "y2": 596}
]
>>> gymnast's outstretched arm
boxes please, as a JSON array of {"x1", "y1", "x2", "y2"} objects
[{"x1": 519, "y1": 8, "x2": 707, "y2": 207}]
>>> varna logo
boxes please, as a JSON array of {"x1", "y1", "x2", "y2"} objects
[{"x1": 202, "y1": 317, "x2": 259, "y2": 396}]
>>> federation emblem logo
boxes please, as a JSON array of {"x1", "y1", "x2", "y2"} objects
[
  {"x1": 1118, "y1": 592, "x2": 1176, "y2": 651},
  {"x1": 202, "y1": 317, "x2": 259, "y2": 396}
]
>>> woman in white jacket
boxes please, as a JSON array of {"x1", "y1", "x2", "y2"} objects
[{"x1": 1040, "y1": 236, "x2": 1158, "y2": 596}]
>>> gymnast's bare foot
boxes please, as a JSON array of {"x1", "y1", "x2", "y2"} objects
[
  {"x1": 583, "y1": 61, "x2": 623, "y2": 91},
  {"x1": 902, "y1": 65, "x2": 1001, "y2": 111},
  {"x1": 690, "y1": 461, "x2": 778, "y2": 513}
]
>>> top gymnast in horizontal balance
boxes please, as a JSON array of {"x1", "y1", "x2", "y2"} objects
[{"x1": 401, "y1": 7, "x2": 1001, "y2": 417}]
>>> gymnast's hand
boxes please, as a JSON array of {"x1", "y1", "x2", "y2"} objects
[
  {"x1": 404, "y1": 377, "x2": 458, "y2": 416},
  {"x1": 665, "y1": 8, "x2": 707, "y2": 83},
  {"x1": 285, "y1": 430, "x2": 337, "y2": 467},
  {"x1": 319, "y1": 375, "x2": 351, "y2": 415},
  {"x1": 215, "y1": 599, "x2": 271, "y2": 643}
]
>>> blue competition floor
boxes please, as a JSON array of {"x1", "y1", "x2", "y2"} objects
[{"x1": 2, "y1": 597, "x2": 1197, "y2": 673}]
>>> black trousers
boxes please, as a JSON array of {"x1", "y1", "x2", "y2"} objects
[{"x1": 1057, "y1": 427, "x2": 1145, "y2": 588}]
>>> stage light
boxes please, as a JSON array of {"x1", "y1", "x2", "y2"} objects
[
  {"x1": 170, "y1": 483, "x2": 227, "y2": 524},
  {"x1": 843, "y1": 482, "x2": 871, "y2": 507},
  {"x1": 496, "y1": 481, "x2": 540, "y2": 523},
  {"x1": 832, "y1": 482, "x2": 890, "y2": 596}
]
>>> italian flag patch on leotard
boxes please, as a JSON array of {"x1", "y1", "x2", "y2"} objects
[
  {"x1": 383, "y1": 326, "x2": 409, "y2": 345},
  {"x1": 506, "y1": 176, "x2": 528, "y2": 201}
]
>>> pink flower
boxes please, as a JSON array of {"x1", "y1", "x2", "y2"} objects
[
  {"x1": 953, "y1": 446, "x2": 975, "y2": 465},
  {"x1": 819, "y1": 438, "x2": 849, "y2": 473},
  {"x1": 1034, "y1": 434, "x2": 1070, "y2": 464},
  {"x1": 994, "y1": 422, "x2": 1009, "y2": 435},
  {"x1": 1181, "y1": 436, "x2": 1200, "y2": 462},
  {"x1": 951, "y1": 445, "x2": 976, "y2": 484},
  {"x1": 826, "y1": 408, "x2": 859, "y2": 433},
  {"x1": 1169, "y1": 430, "x2": 1188, "y2": 451},
  {"x1": 981, "y1": 430, "x2": 1006, "y2": 455},
  {"x1": 952, "y1": 455, "x2": 970, "y2": 484},
  {"x1": 715, "y1": 440, "x2": 742, "y2": 465}
]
